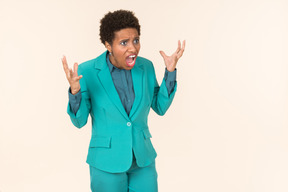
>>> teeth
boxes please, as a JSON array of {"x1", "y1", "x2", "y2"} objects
[{"x1": 127, "y1": 55, "x2": 136, "y2": 66}]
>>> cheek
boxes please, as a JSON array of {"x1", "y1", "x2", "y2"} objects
[
  {"x1": 113, "y1": 48, "x2": 127, "y2": 63},
  {"x1": 112, "y1": 47, "x2": 124, "y2": 57},
  {"x1": 137, "y1": 44, "x2": 141, "y2": 51},
  {"x1": 116, "y1": 46, "x2": 126, "y2": 54}
]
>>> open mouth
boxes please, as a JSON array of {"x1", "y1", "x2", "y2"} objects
[{"x1": 126, "y1": 54, "x2": 137, "y2": 67}]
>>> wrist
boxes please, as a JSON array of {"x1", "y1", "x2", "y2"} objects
[
  {"x1": 166, "y1": 67, "x2": 176, "y2": 72},
  {"x1": 71, "y1": 88, "x2": 80, "y2": 95}
]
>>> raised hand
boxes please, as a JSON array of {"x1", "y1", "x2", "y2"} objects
[
  {"x1": 159, "y1": 40, "x2": 186, "y2": 72},
  {"x1": 62, "y1": 56, "x2": 83, "y2": 95}
]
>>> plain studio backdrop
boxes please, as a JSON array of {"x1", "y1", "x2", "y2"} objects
[{"x1": 1, "y1": 0, "x2": 288, "y2": 191}]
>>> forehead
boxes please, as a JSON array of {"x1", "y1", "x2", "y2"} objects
[{"x1": 114, "y1": 28, "x2": 139, "y2": 40}]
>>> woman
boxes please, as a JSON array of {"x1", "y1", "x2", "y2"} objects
[{"x1": 62, "y1": 10, "x2": 185, "y2": 192}]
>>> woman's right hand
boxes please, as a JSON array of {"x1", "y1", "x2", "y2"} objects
[{"x1": 62, "y1": 56, "x2": 83, "y2": 95}]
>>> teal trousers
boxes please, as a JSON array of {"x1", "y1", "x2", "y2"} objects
[{"x1": 89, "y1": 154, "x2": 158, "y2": 192}]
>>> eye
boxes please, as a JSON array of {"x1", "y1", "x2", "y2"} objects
[
  {"x1": 133, "y1": 39, "x2": 140, "y2": 44},
  {"x1": 120, "y1": 41, "x2": 128, "y2": 46}
]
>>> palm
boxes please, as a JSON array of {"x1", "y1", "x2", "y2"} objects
[
  {"x1": 62, "y1": 56, "x2": 82, "y2": 94},
  {"x1": 160, "y1": 40, "x2": 186, "y2": 72}
]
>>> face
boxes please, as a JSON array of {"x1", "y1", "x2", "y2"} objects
[{"x1": 105, "y1": 28, "x2": 140, "y2": 70}]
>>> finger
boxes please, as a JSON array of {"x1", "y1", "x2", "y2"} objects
[
  {"x1": 76, "y1": 75, "x2": 83, "y2": 81},
  {"x1": 73, "y1": 62, "x2": 79, "y2": 76},
  {"x1": 67, "y1": 68, "x2": 73, "y2": 79},
  {"x1": 177, "y1": 40, "x2": 186, "y2": 59},
  {"x1": 62, "y1": 55, "x2": 67, "y2": 64},
  {"x1": 62, "y1": 56, "x2": 70, "y2": 74},
  {"x1": 177, "y1": 49, "x2": 184, "y2": 59},
  {"x1": 175, "y1": 40, "x2": 181, "y2": 54},
  {"x1": 159, "y1": 51, "x2": 167, "y2": 59},
  {"x1": 182, "y1": 40, "x2": 186, "y2": 50},
  {"x1": 62, "y1": 57, "x2": 72, "y2": 79}
]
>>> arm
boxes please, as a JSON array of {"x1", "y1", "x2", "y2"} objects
[
  {"x1": 67, "y1": 75, "x2": 91, "y2": 128},
  {"x1": 164, "y1": 68, "x2": 176, "y2": 95},
  {"x1": 62, "y1": 56, "x2": 90, "y2": 128},
  {"x1": 68, "y1": 88, "x2": 82, "y2": 114},
  {"x1": 151, "y1": 40, "x2": 185, "y2": 115},
  {"x1": 151, "y1": 66, "x2": 177, "y2": 116}
]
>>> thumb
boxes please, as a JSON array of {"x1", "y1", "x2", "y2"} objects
[
  {"x1": 159, "y1": 51, "x2": 167, "y2": 59},
  {"x1": 76, "y1": 75, "x2": 83, "y2": 81}
]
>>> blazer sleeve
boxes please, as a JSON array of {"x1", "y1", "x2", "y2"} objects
[
  {"x1": 67, "y1": 65, "x2": 91, "y2": 128},
  {"x1": 150, "y1": 64, "x2": 177, "y2": 116}
]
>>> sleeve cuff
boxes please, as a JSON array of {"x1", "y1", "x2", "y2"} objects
[
  {"x1": 68, "y1": 87, "x2": 82, "y2": 114},
  {"x1": 164, "y1": 68, "x2": 177, "y2": 82},
  {"x1": 164, "y1": 68, "x2": 177, "y2": 95},
  {"x1": 165, "y1": 67, "x2": 176, "y2": 87}
]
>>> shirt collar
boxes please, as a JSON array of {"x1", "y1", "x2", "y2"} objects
[{"x1": 106, "y1": 52, "x2": 122, "y2": 73}]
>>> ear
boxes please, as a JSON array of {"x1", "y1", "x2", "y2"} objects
[{"x1": 105, "y1": 41, "x2": 112, "y2": 53}]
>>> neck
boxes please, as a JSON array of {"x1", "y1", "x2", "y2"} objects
[{"x1": 109, "y1": 54, "x2": 122, "y2": 69}]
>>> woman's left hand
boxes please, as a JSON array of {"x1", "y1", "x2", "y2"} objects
[{"x1": 159, "y1": 40, "x2": 186, "y2": 72}]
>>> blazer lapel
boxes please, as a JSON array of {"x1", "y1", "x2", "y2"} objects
[
  {"x1": 95, "y1": 52, "x2": 129, "y2": 120},
  {"x1": 129, "y1": 60, "x2": 143, "y2": 118}
]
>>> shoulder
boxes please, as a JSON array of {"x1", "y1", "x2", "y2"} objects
[
  {"x1": 76, "y1": 59, "x2": 95, "y2": 76},
  {"x1": 136, "y1": 56, "x2": 152, "y2": 65},
  {"x1": 78, "y1": 51, "x2": 107, "y2": 73},
  {"x1": 79, "y1": 58, "x2": 95, "y2": 69},
  {"x1": 136, "y1": 56, "x2": 154, "y2": 70}
]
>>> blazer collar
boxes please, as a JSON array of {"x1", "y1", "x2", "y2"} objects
[
  {"x1": 95, "y1": 51, "x2": 143, "y2": 120},
  {"x1": 129, "y1": 63, "x2": 143, "y2": 119},
  {"x1": 94, "y1": 51, "x2": 108, "y2": 70}
]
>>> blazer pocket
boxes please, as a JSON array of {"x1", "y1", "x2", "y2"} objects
[
  {"x1": 89, "y1": 136, "x2": 111, "y2": 148},
  {"x1": 142, "y1": 129, "x2": 152, "y2": 139}
]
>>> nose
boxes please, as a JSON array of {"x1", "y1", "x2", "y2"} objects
[{"x1": 128, "y1": 42, "x2": 137, "y2": 53}]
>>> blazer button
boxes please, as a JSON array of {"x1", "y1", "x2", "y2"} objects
[{"x1": 127, "y1": 122, "x2": 131, "y2": 126}]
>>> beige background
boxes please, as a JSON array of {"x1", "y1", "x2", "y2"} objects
[{"x1": 1, "y1": 0, "x2": 288, "y2": 191}]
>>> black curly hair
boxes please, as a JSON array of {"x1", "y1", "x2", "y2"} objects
[{"x1": 99, "y1": 10, "x2": 141, "y2": 45}]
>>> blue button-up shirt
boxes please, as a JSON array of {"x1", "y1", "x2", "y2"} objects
[
  {"x1": 69, "y1": 53, "x2": 176, "y2": 115},
  {"x1": 106, "y1": 55, "x2": 135, "y2": 115}
]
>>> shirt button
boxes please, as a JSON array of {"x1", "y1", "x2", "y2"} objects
[{"x1": 127, "y1": 122, "x2": 131, "y2": 126}]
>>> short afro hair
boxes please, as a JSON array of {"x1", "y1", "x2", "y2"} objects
[{"x1": 99, "y1": 10, "x2": 141, "y2": 45}]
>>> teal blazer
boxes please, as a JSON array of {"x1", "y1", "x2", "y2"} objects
[{"x1": 67, "y1": 51, "x2": 177, "y2": 173}]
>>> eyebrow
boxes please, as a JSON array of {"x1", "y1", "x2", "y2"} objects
[
  {"x1": 120, "y1": 39, "x2": 129, "y2": 42},
  {"x1": 120, "y1": 37, "x2": 140, "y2": 42}
]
